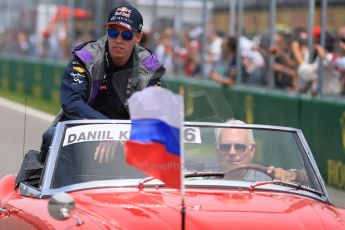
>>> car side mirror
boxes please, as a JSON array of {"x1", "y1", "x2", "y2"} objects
[{"x1": 48, "y1": 192, "x2": 76, "y2": 221}]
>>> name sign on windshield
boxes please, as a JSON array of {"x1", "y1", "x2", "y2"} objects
[{"x1": 63, "y1": 124, "x2": 201, "y2": 147}]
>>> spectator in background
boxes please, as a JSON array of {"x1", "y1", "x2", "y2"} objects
[
  {"x1": 336, "y1": 27, "x2": 345, "y2": 94},
  {"x1": 16, "y1": 30, "x2": 30, "y2": 56},
  {"x1": 204, "y1": 26, "x2": 223, "y2": 77},
  {"x1": 209, "y1": 35, "x2": 265, "y2": 86},
  {"x1": 315, "y1": 34, "x2": 343, "y2": 96},
  {"x1": 179, "y1": 30, "x2": 201, "y2": 78},
  {"x1": 315, "y1": 26, "x2": 345, "y2": 95},
  {"x1": 239, "y1": 36, "x2": 265, "y2": 85},
  {"x1": 291, "y1": 27, "x2": 319, "y2": 94},
  {"x1": 0, "y1": 29, "x2": 5, "y2": 53},
  {"x1": 209, "y1": 35, "x2": 237, "y2": 85},
  {"x1": 139, "y1": 31, "x2": 152, "y2": 50},
  {"x1": 39, "y1": 29, "x2": 51, "y2": 58},
  {"x1": 334, "y1": 27, "x2": 345, "y2": 84},
  {"x1": 39, "y1": 28, "x2": 61, "y2": 60},
  {"x1": 155, "y1": 27, "x2": 175, "y2": 76},
  {"x1": 291, "y1": 27, "x2": 310, "y2": 65},
  {"x1": 269, "y1": 32, "x2": 298, "y2": 91}
]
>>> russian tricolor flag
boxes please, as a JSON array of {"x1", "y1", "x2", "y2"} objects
[{"x1": 125, "y1": 87, "x2": 184, "y2": 189}]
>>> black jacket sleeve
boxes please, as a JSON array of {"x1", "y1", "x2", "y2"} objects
[{"x1": 60, "y1": 59, "x2": 108, "y2": 120}]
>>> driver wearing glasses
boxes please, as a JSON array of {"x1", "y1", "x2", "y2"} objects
[{"x1": 215, "y1": 120, "x2": 306, "y2": 182}]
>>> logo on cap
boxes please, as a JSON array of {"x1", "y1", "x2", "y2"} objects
[{"x1": 115, "y1": 7, "x2": 131, "y2": 18}]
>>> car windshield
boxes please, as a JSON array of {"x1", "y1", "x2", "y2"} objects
[{"x1": 49, "y1": 122, "x2": 322, "y2": 193}]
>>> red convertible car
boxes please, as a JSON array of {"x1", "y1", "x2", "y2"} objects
[{"x1": 1, "y1": 120, "x2": 345, "y2": 229}]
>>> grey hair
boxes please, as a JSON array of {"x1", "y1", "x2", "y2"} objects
[{"x1": 215, "y1": 119, "x2": 255, "y2": 145}]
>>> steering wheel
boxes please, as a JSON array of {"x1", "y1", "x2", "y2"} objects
[{"x1": 224, "y1": 163, "x2": 274, "y2": 180}]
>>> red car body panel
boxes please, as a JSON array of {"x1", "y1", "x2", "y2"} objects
[{"x1": 1, "y1": 175, "x2": 345, "y2": 230}]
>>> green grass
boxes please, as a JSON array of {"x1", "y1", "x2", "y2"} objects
[{"x1": 0, "y1": 88, "x2": 60, "y2": 115}]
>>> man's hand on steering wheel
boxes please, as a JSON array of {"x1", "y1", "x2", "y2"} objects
[{"x1": 267, "y1": 166, "x2": 297, "y2": 181}]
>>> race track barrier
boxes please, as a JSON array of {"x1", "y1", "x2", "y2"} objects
[{"x1": 1, "y1": 55, "x2": 345, "y2": 190}]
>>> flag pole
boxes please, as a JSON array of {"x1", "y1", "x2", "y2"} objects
[
  {"x1": 182, "y1": 196, "x2": 185, "y2": 230},
  {"x1": 180, "y1": 96, "x2": 185, "y2": 230}
]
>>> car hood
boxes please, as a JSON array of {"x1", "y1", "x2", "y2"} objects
[{"x1": 69, "y1": 187, "x2": 345, "y2": 230}]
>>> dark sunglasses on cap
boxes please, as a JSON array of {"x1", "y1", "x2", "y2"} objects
[
  {"x1": 107, "y1": 28, "x2": 134, "y2": 41},
  {"x1": 218, "y1": 143, "x2": 248, "y2": 154}
]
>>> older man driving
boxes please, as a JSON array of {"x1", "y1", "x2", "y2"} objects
[{"x1": 216, "y1": 119, "x2": 307, "y2": 182}]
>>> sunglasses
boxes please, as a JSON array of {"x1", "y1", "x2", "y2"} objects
[
  {"x1": 218, "y1": 143, "x2": 248, "y2": 153},
  {"x1": 107, "y1": 28, "x2": 134, "y2": 41},
  {"x1": 339, "y1": 38, "x2": 345, "y2": 43}
]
